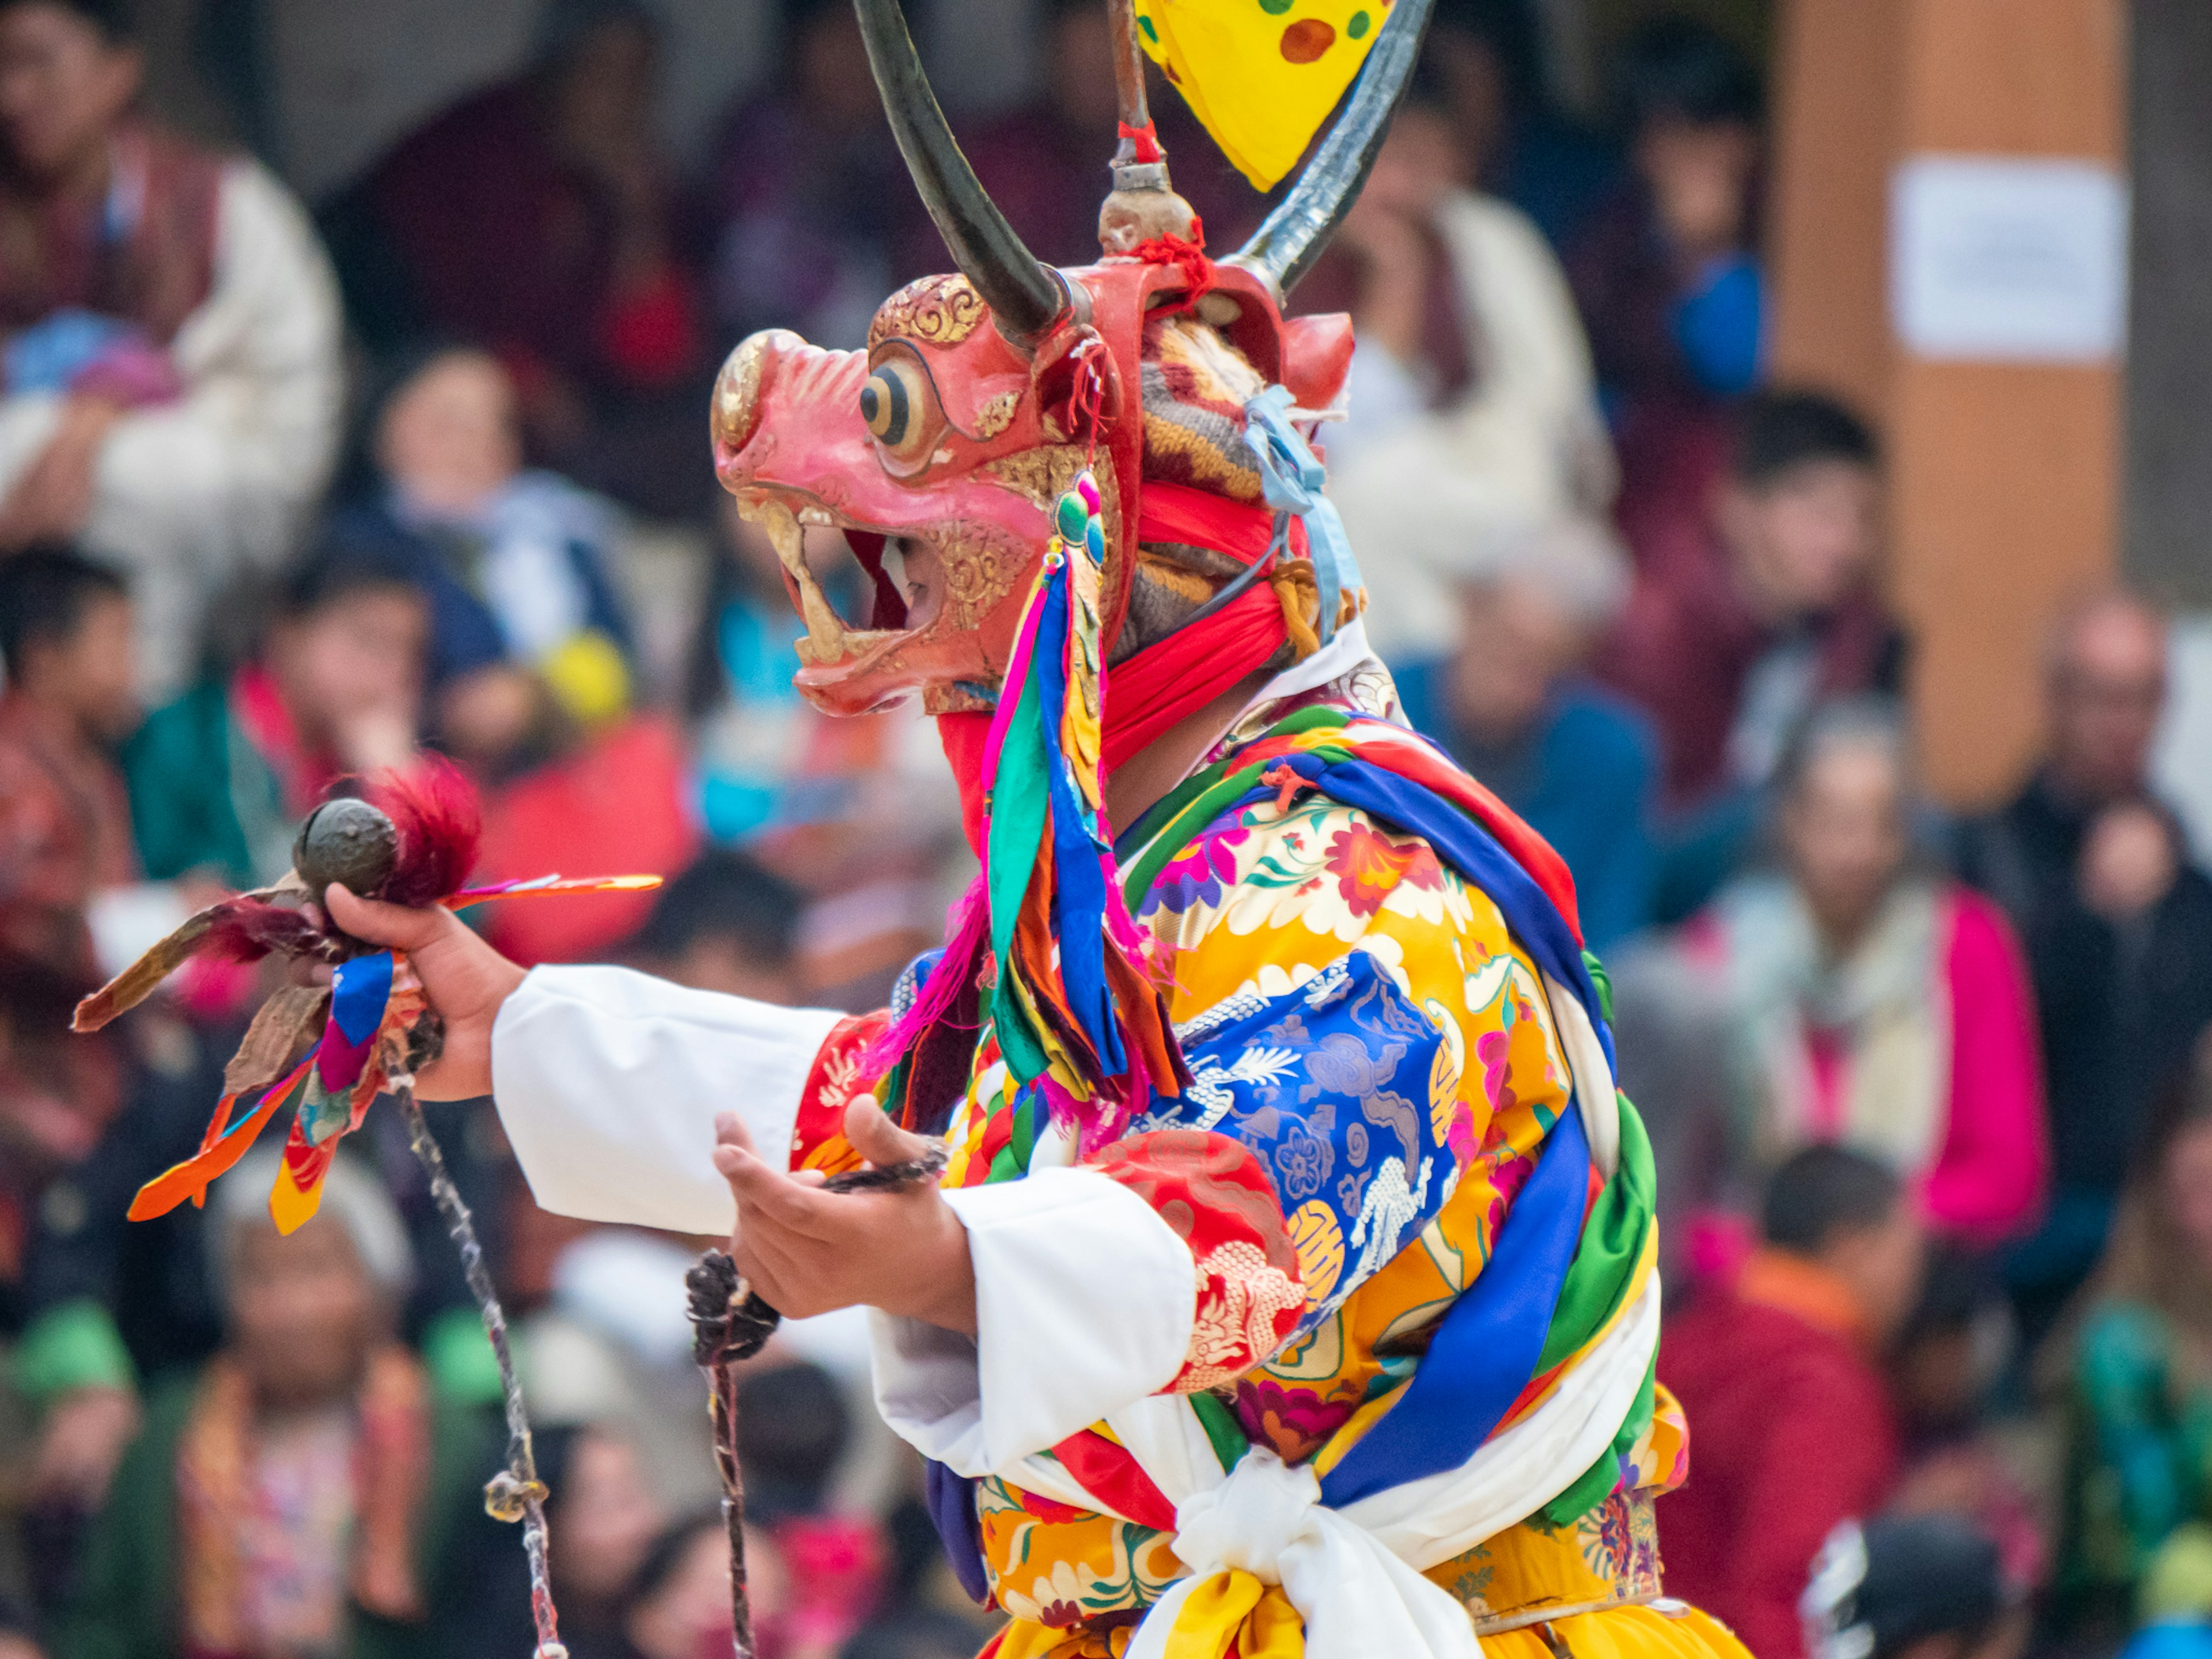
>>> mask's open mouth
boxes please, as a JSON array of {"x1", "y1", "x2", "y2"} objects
[{"x1": 736, "y1": 497, "x2": 950, "y2": 675}]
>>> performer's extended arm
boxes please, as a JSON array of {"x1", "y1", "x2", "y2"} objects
[{"x1": 325, "y1": 884, "x2": 982, "y2": 1333}]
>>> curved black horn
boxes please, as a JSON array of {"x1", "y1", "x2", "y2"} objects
[
  {"x1": 1225, "y1": 0, "x2": 1437, "y2": 299},
  {"x1": 852, "y1": 0, "x2": 1066, "y2": 346}
]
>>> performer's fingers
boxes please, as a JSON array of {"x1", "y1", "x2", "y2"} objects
[
  {"x1": 844, "y1": 1096, "x2": 936, "y2": 1168},
  {"x1": 734, "y1": 1210, "x2": 824, "y2": 1312},
  {"x1": 730, "y1": 1233, "x2": 790, "y2": 1309},
  {"x1": 719, "y1": 1143, "x2": 843, "y2": 1240},
  {"x1": 713, "y1": 1110, "x2": 760, "y2": 1157},
  {"x1": 324, "y1": 884, "x2": 450, "y2": 950}
]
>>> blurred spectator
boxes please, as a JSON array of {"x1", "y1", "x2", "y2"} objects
[
  {"x1": 687, "y1": 505, "x2": 839, "y2": 845},
  {"x1": 1601, "y1": 389, "x2": 1902, "y2": 842},
  {"x1": 1569, "y1": 16, "x2": 1763, "y2": 595},
  {"x1": 956, "y1": 0, "x2": 1132, "y2": 270},
  {"x1": 52, "y1": 1152, "x2": 498, "y2": 1659},
  {"x1": 326, "y1": 1, "x2": 704, "y2": 516},
  {"x1": 1660, "y1": 1145, "x2": 1925, "y2": 1659},
  {"x1": 1957, "y1": 592, "x2": 2212, "y2": 1344},
  {"x1": 703, "y1": 0, "x2": 929, "y2": 351},
  {"x1": 0, "y1": 546, "x2": 134, "y2": 979},
  {"x1": 329, "y1": 345, "x2": 636, "y2": 742},
  {"x1": 957, "y1": 0, "x2": 1267, "y2": 265},
  {"x1": 1392, "y1": 517, "x2": 1657, "y2": 948},
  {"x1": 0, "y1": 0, "x2": 341, "y2": 699},
  {"x1": 434, "y1": 1420, "x2": 672, "y2": 1659},
  {"x1": 684, "y1": 505, "x2": 962, "y2": 1005},
  {"x1": 1309, "y1": 70, "x2": 1616, "y2": 664},
  {"x1": 517, "y1": 1230, "x2": 719, "y2": 1515},
  {"x1": 1649, "y1": 700, "x2": 2043, "y2": 1247},
  {"x1": 124, "y1": 546, "x2": 427, "y2": 890},
  {"x1": 610, "y1": 1513, "x2": 738, "y2": 1659},
  {"x1": 2058, "y1": 1035, "x2": 2212, "y2": 1632},
  {"x1": 0, "y1": 1597, "x2": 35, "y2": 1659},
  {"x1": 0, "y1": 946, "x2": 122, "y2": 1346},
  {"x1": 1422, "y1": 0, "x2": 1618, "y2": 253},
  {"x1": 1800, "y1": 1514, "x2": 2014, "y2": 1659},
  {"x1": 1887, "y1": 1247, "x2": 2044, "y2": 1596},
  {"x1": 1573, "y1": 15, "x2": 1766, "y2": 408},
  {"x1": 547, "y1": 1427, "x2": 669, "y2": 1639},
  {"x1": 472, "y1": 709, "x2": 698, "y2": 967},
  {"x1": 0, "y1": 547, "x2": 131, "y2": 1376},
  {"x1": 2127, "y1": 1527, "x2": 2212, "y2": 1659},
  {"x1": 627, "y1": 849, "x2": 804, "y2": 1003},
  {"x1": 736, "y1": 1361, "x2": 885, "y2": 1659}
]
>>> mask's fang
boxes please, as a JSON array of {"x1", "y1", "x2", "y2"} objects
[{"x1": 746, "y1": 498, "x2": 849, "y2": 664}]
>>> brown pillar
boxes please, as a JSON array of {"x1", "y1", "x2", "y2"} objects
[
  {"x1": 1767, "y1": 0, "x2": 2126, "y2": 807},
  {"x1": 2126, "y1": 0, "x2": 2212, "y2": 606}
]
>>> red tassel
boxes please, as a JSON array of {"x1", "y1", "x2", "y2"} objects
[
  {"x1": 1132, "y1": 229, "x2": 1214, "y2": 311},
  {"x1": 362, "y1": 755, "x2": 482, "y2": 907},
  {"x1": 1117, "y1": 119, "x2": 1165, "y2": 165}
]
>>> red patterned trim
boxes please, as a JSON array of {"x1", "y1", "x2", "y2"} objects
[
  {"x1": 1088, "y1": 1130, "x2": 1305, "y2": 1391},
  {"x1": 791, "y1": 1011, "x2": 893, "y2": 1176}
]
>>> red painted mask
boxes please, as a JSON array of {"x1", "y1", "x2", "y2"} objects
[{"x1": 709, "y1": 0, "x2": 1425, "y2": 723}]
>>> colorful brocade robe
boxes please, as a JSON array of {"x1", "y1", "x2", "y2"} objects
[{"x1": 779, "y1": 658, "x2": 1710, "y2": 1657}]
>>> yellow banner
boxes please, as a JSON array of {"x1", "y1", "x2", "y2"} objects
[{"x1": 1136, "y1": 0, "x2": 1391, "y2": 191}]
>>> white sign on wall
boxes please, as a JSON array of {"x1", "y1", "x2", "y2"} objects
[{"x1": 1889, "y1": 154, "x2": 2129, "y2": 363}]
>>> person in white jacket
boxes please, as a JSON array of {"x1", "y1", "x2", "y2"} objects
[
  {"x1": 1322, "y1": 88, "x2": 1616, "y2": 666},
  {"x1": 0, "y1": 0, "x2": 341, "y2": 699}
]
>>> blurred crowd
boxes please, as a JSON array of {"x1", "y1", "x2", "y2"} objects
[{"x1": 0, "y1": 0, "x2": 2204, "y2": 1657}]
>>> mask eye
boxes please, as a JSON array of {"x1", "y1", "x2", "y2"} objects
[{"x1": 859, "y1": 351, "x2": 944, "y2": 469}]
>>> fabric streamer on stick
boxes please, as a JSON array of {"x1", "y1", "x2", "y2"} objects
[{"x1": 72, "y1": 761, "x2": 664, "y2": 1658}]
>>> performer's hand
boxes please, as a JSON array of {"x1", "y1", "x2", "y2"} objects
[
  {"x1": 323, "y1": 884, "x2": 527, "y2": 1100},
  {"x1": 711, "y1": 1101, "x2": 978, "y2": 1335}
]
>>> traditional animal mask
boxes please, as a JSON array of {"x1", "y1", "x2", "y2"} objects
[{"x1": 707, "y1": 0, "x2": 1431, "y2": 720}]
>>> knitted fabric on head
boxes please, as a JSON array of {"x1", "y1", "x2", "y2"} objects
[
  {"x1": 1138, "y1": 315, "x2": 1267, "y2": 503},
  {"x1": 1118, "y1": 315, "x2": 1323, "y2": 665}
]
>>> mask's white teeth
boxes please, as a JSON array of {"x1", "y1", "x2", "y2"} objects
[{"x1": 743, "y1": 498, "x2": 847, "y2": 663}]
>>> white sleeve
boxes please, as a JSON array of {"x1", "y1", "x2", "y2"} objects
[
  {"x1": 869, "y1": 1167, "x2": 1197, "y2": 1476},
  {"x1": 490, "y1": 964, "x2": 846, "y2": 1234}
]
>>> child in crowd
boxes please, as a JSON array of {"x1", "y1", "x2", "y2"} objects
[
  {"x1": 625, "y1": 849, "x2": 804, "y2": 1004},
  {"x1": 0, "y1": 549, "x2": 138, "y2": 982},
  {"x1": 124, "y1": 547, "x2": 427, "y2": 890},
  {"x1": 2059, "y1": 1033, "x2": 2212, "y2": 1634},
  {"x1": 1602, "y1": 390, "x2": 1902, "y2": 844},
  {"x1": 1660, "y1": 1145, "x2": 1926, "y2": 1659},
  {"x1": 1570, "y1": 16, "x2": 1767, "y2": 416},
  {"x1": 735, "y1": 1361, "x2": 885, "y2": 1659},
  {"x1": 52, "y1": 1153, "x2": 497, "y2": 1658},
  {"x1": 330, "y1": 344, "x2": 637, "y2": 757},
  {"x1": 1391, "y1": 517, "x2": 1658, "y2": 949},
  {"x1": 1566, "y1": 14, "x2": 1766, "y2": 613},
  {"x1": 684, "y1": 500, "x2": 961, "y2": 1007},
  {"x1": 1886, "y1": 1248, "x2": 2044, "y2": 1597}
]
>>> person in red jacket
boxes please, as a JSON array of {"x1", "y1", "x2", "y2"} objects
[{"x1": 1660, "y1": 1144, "x2": 1928, "y2": 1659}]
